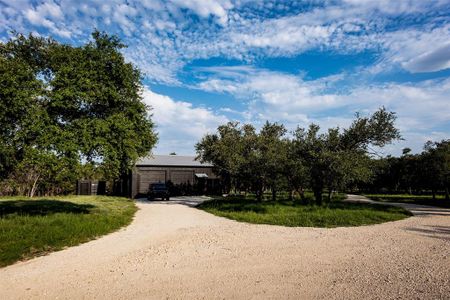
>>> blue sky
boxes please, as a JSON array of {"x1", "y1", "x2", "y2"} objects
[{"x1": 1, "y1": 0, "x2": 449, "y2": 156}]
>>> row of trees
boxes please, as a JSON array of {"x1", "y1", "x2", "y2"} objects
[
  {"x1": 361, "y1": 140, "x2": 450, "y2": 199},
  {"x1": 0, "y1": 32, "x2": 157, "y2": 197},
  {"x1": 196, "y1": 108, "x2": 401, "y2": 205}
]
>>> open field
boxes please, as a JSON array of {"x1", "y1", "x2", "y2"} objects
[
  {"x1": 198, "y1": 196, "x2": 412, "y2": 227},
  {"x1": 364, "y1": 194, "x2": 450, "y2": 208},
  {"x1": 0, "y1": 196, "x2": 136, "y2": 267}
]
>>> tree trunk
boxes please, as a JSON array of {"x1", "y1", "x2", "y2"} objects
[
  {"x1": 298, "y1": 188, "x2": 307, "y2": 205},
  {"x1": 288, "y1": 190, "x2": 293, "y2": 201},
  {"x1": 327, "y1": 190, "x2": 332, "y2": 203},
  {"x1": 29, "y1": 175, "x2": 40, "y2": 198},
  {"x1": 255, "y1": 183, "x2": 263, "y2": 201},
  {"x1": 432, "y1": 189, "x2": 436, "y2": 200},
  {"x1": 314, "y1": 188, "x2": 322, "y2": 206},
  {"x1": 272, "y1": 187, "x2": 277, "y2": 201},
  {"x1": 445, "y1": 187, "x2": 449, "y2": 201},
  {"x1": 256, "y1": 189, "x2": 263, "y2": 201}
]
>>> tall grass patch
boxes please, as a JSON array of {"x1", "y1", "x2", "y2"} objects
[
  {"x1": 198, "y1": 196, "x2": 411, "y2": 228},
  {"x1": 0, "y1": 196, "x2": 136, "y2": 267}
]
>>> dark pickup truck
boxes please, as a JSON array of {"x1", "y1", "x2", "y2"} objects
[{"x1": 148, "y1": 183, "x2": 170, "y2": 201}]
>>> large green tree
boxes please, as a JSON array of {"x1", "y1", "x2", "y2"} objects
[
  {"x1": 197, "y1": 121, "x2": 298, "y2": 201},
  {"x1": 257, "y1": 122, "x2": 288, "y2": 201},
  {"x1": 294, "y1": 108, "x2": 400, "y2": 204},
  {"x1": 0, "y1": 31, "x2": 157, "y2": 196}
]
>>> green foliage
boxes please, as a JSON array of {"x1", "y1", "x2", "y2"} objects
[
  {"x1": 293, "y1": 108, "x2": 400, "y2": 204},
  {"x1": 361, "y1": 139, "x2": 449, "y2": 200},
  {"x1": 198, "y1": 196, "x2": 411, "y2": 227},
  {"x1": 0, "y1": 31, "x2": 157, "y2": 196},
  {"x1": 196, "y1": 121, "x2": 290, "y2": 200},
  {"x1": 0, "y1": 195, "x2": 136, "y2": 267},
  {"x1": 421, "y1": 140, "x2": 449, "y2": 198},
  {"x1": 197, "y1": 108, "x2": 400, "y2": 204}
]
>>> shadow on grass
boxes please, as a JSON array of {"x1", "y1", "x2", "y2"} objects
[
  {"x1": 328, "y1": 201, "x2": 413, "y2": 214},
  {"x1": 199, "y1": 197, "x2": 412, "y2": 214},
  {"x1": 198, "y1": 198, "x2": 268, "y2": 213},
  {"x1": 0, "y1": 200, "x2": 94, "y2": 217}
]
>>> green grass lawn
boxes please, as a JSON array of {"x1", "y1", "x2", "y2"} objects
[
  {"x1": 0, "y1": 195, "x2": 137, "y2": 267},
  {"x1": 364, "y1": 194, "x2": 450, "y2": 208},
  {"x1": 198, "y1": 196, "x2": 412, "y2": 228}
]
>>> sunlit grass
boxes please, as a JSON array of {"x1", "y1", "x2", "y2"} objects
[
  {"x1": 0, "y1": 196, "x2": 136, "y2": 267},
  {"x1": 198, "y1": 195, "x2": 411, "y2": 228}
]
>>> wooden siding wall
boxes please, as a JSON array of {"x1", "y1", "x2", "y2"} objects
[{"x1": 132, "y1": 166, "x2": 217, "y2": 197}]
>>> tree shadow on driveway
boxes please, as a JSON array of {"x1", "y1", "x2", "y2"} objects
[
  {"x1": 136, "y1": 196, "x2": 212, "y2": 208},
  {"x1": 405, "y1": 225, "x2": 450, "y2": 241}
]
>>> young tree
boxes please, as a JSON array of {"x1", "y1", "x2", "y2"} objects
[
  {"x1": 283, "y1": 139, "x2": 309, "y2": 203},
  {"x1": 257, "y1": 122, "x2": 287, "y2": 201},
  {"x1": 196, "y1": 122, "x2": 245, "y2": 194},
  {"x1": 293, "y1": 108, "x2": 400, "y2": 204},
  {"x1": 196, "y1": 122, "x2": 289, "y2": 201}
]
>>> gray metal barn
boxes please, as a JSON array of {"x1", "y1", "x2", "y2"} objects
[{"x1": 131, "y1": 155, "x2": 219, "y2": 198}]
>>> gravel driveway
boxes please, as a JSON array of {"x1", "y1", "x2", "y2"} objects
[{"x1": 1, "y1": 195, "x2": 449, "y2": 299}]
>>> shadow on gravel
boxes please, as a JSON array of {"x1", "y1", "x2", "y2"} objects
[
  {"x1": 347, "y1": 195, "x2": 450, "y2": 217},
  {"x1": 0, "y1": 200, "x2": 94, "y2": 217},
  {"x1": 400, "y1": 206, "x2": 450, "y2": 217},
  {"x1": 136, "y1": 196, "x2": 211, "y2": 208},
  {"x1": 406, "y1": 225, "x2": 450, "y2": 241}
]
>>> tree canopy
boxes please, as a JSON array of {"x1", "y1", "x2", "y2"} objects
[
  {"x1": 0, "y1": 31, "x2": 157, "y2": 196},
  {"x1": 294, "y1": 107, "x2": 400, "y2": 204},
  {"x1": 196, "y1": 108, "x2": 401, "y2": 204}
]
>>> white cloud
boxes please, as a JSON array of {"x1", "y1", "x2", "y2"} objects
[
  {"x1": 196, "y1": 67, "x2": 450, "y2": 155},
  {"x1": 1, "y1": 0, "x2": 449, "y2": 155},
  {"x1": 142, "y1": 87, "x2": 228, "y2": 154},
  {"x1": 3, "y1": 0, "x2": 450, "y2": 81},
  {"x1": 25, "y1": 0, "x2": 63, "y2": 22},
  {"x1": 341, "y1": 0, "x2": 438, "y2": 14},
  {"x1": 402, "y1": 43, "x2": 450, "y2": 73},
  {"x1": 170, "y1": 0, "x2": 233, "y2": 25},
  {"x1": 377, "y1": 25, "x2": 450, "y2": 73},
  {"x1": 197, "y1": 67, "x2": 342, "y2": 117},
  {"x1": 23, "y1": 1, "x2": 71, "y2": 38}
]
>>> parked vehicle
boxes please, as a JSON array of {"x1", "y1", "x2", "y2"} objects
[{"x1": 148, "y1": 183, "x2": 170, "y2": 200}]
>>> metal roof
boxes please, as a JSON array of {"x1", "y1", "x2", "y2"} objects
[{"x1": 136, "y1": 155, "x2": 213, "y2": 167}]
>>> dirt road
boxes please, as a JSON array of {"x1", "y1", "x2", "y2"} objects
[{"x1": 1, "y1": 196, "x2": 449, "y2": 299}]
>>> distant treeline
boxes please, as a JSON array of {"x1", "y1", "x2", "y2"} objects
[{"x1": 359, "y1": 141, "x2": 449, "y2": 199}]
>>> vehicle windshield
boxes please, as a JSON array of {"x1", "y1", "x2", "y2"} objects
[{"x1": 151, "y1": 184, "x2": 166, "y2": 190}]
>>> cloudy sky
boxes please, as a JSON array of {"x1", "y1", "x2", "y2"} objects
[{"x1": 1, "y1": 0, "x2": 449, "y2": 156}]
